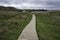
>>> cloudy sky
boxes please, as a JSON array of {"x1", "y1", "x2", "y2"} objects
[{"x1": 0, "y1": 0, "x2": 60, "y2": 10}]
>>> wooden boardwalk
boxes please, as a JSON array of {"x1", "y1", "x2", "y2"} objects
[{"x1": 18, "y1": 15, "x2": 38, "y2": 40}]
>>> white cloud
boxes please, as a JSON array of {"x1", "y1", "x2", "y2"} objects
[
  {"x1": 0, "y1": 2, "x2": 45, "y2": 9},
  {"x1": 0, "y1": 0, "x2": 60, "y2": 10}
]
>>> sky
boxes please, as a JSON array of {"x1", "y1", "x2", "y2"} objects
[{"x1": 0, "y1": 0, "x2": 60, "y2": 10}]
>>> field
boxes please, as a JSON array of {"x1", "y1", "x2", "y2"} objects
[
  {"x1": 0, "y1": 8, "x2": 60, "y2": 40},
  {"x1": 36, "y1": 11, "x2": 60, "y2": 40},
  {"x1": 0, "y1": 11, "x2": 32, "y2": 40}
]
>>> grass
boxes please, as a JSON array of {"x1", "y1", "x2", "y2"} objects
[
  {"x1": 36, "y1": 11, "x2": 60, "y2": 40},
  {"x1": 0, "y1": 11, "x2": 32, "y2": 40}
]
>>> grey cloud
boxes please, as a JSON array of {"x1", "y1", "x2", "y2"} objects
[{"x1": 0, "y1": 0, "x2": 60, "y2": 10}]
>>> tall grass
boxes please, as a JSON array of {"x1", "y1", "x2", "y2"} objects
[
  {"x1": 36, "y1": 11, "x2": 60, "y2": 40},
  {"x1": 0, "y1": 11, "x2": 32, "y2": 40}
]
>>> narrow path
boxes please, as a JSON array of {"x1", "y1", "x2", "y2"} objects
[{"x1": 18, "y1": 14, "x2": 38, "y2": 40}]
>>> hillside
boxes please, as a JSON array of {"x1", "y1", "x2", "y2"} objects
[
  {"x1": 0, "y1": 6, "x2": 32, "y2": 40},
  {"x1": 36, "y1": 11, "x2": 60, "y2": 40},
  {"x1": 0, "y1": 6, "x2": 47, "y2": 12}
]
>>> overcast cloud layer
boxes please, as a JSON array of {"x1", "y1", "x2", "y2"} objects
[{"x1": 0, "y1": 0, "x2": 60, "y2": 10}]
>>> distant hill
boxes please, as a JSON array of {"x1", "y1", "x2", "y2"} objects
[
  {"x1": 0, "y1": 6, "x2": 17, "y2": 11},
  {"x1": 0, "y1": 6, "x2": 24, "y2": 12},
  {"x1": 0, "y1": 6, "x2": 47, "y2": 11}
]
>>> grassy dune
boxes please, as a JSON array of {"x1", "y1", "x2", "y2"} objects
[
  {"x1": 0, "y1": 11, "x2": 32, "y2": 40},
  {"x1": 36, "y1": 11, "x2": 60, "y2": 40}
]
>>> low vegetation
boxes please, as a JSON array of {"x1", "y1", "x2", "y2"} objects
[
  {"x1": 0, "y1": 11, "x2": 32, "y2": 40},
  {"x1": 0, "y1": 6, "x2": 60, "y2": 40},
  {"x1": 36, "y1": 11, "x2": 60, "y2": 40}
]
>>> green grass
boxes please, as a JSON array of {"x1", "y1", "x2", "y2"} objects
[
  {"x1": 36, "y1": 11, "x2": 60, "y2": 40},
  {"x1": 0, "y1": 11, "x2": 32, "y2": 40}
]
